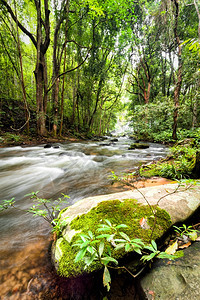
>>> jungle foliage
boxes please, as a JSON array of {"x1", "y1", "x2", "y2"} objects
[{"x1": 0, "y1": 0, "x2": 199, "y2": 140}]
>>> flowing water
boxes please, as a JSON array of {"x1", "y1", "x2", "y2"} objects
[{"x1": 0, "y1": 137, "x2": 167, "y2": 299}]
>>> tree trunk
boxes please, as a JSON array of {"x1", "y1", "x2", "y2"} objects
[
  {"x1": 14, "y1": 0, "x2": 30, "y2": 134},
  {"x1": 34, "y1": 54, "x2": 47, "y2": 136},
  {"x1": 52, "y1": 78, "x2": 60, "y2": 137},
  {"x1": 192, "y1": 0, "x2": 200, "y2": 129},
  {"x1": 172, "y1": 0, "x2": 182, "y2": 140}
]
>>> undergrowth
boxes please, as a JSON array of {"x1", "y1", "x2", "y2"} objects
[{"x1": 139, "y1": 142, "x2": 198, "y2": 180}]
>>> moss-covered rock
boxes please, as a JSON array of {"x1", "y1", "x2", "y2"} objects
[
  {"x1": 128, "y1": 143, "x2": 149, "y2": 150},
  {"x1": 52, "y1": 198, "x2": 171, "y2": 278}
]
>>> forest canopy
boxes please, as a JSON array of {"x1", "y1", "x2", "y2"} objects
[{"x1": 0, "y1": 0, "x2": 199, "y2": 140}]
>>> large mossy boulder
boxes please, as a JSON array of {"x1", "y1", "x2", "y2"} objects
[
  {"x1": 52, "y1": 199, "x2": 171, "y2": 278},
  {"x1": 51, "y1": 183, "x2": 200, "y2": 279}
]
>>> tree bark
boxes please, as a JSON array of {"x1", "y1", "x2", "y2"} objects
[
  {"x1": 172, "y1": 0, "x2": 182, "y2": 140},
  {"x1": 1, "y1": 0, "x2": 50, "y2": 136},
  {"x1": 14, "y1": 0, "x2": 30, "y2": 133}
]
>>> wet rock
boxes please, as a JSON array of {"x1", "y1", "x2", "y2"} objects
[
  {"x1": 44, "y1": 144, "x2": 52, "y2": 148},
  {"x1": 139, "y1": 241, "x2": 200, "y2": 300},
  {"x1": 128, "y1": 143, "x2": 149, "y2": 150},
  {"x1": 128, "y1": 135, "x2": 136, "y2": 140},
  {"x1": 99, "y1": 143, "x2": 113, "y2": 146},
  {"x1": 44, "y1": 143, "x2": 60, "y2": 149},
  {"x1": 91, "y1": 136, "x2": 108, "y2": 141},
  {"x1": 93, "y1": 156, "x2": 106, "y2": 162},
  {"x1": 59, "y1": 151, "x2": 85, "y2": 157}
]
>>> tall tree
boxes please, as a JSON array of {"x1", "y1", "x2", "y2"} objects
[
  {"x1": 172, "y1": 0, "x2": 182, "y2": 140},
  {"x1": 0, "y1": 0, "x2": 50, "y2": 135}
]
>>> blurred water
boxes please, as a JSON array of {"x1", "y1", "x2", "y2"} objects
[{"x1": 0, "y1": 137, "x2": 167, "y2": 298}]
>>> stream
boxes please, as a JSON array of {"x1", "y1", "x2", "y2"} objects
[{"x1": 0, "y1": 137, "x2": 168, "y2": 299}]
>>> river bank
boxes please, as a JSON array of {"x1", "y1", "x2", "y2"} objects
[{"x1": 0, "y1": 132, "x2": 83, "y2": 148}]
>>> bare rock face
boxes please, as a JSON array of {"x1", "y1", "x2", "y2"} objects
[
  {"x1": 60, "y1": 183, "x2": 200, "y2": 224},
  {"x1": 140, "y1": 241, "x2": 200, "y2": 300}
]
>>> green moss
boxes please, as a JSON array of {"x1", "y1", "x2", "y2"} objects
[
  {"x1": 58, "y1": 238, "x2": 102, "y2": 277},
  {"x1": 56, "y1": 199, "x2": 172, "y2": 277},
  {"x1": 58, "y1": 238, "x2": 84, "y2": 277},
  {"x1": 70, "y1": 199, "x2": 171, "y2": 243},
  {"x1": 128, "y1": 143, "x2": 149, "y2": 150},
  {"x1": 139, "y1": 163, "x2": 160, "y2": 178},
  {"x1": 139, "y1": 144, "x2": 197, "y2": 180}
]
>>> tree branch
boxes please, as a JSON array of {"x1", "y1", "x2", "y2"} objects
[
  {"x1": 0, "y1": 0, "x2": 37, "y2": 47},
  {"x1": 47, "y1": 50, "x2": 90, "y2": 93}
]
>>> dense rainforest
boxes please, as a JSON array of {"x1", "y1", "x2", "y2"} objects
[{"x1": 0, "y1": 0, "x2": 199, "y2": 142}]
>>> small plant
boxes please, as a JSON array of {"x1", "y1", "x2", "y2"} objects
[
  {"x1": 0, "y1": 192, "x2": 69, "y2": 236},
  {"x1": 73, "y1": 219, "x2": 177, "y2": 291},
  {"x1": 27, "y1": 191, "x2": 69, "y2": 224},
  {"x1": 4, "y1": 132, "x2": 22, "y2": 142},
  {"x1": 0, "y1": 198, "x2": 16, "y2": 211},
  {"x1": 158, "y1": 163, "x2": 179, "y2": 179},
  {"x1": 141, "y1": 240, "x2": 175, "y2": 262},
  {"x1": 173, "y1": 224, "x2": 198, "y2": 241}
]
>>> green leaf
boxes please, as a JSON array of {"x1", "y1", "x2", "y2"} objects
[
  {"x1": 157, "y1": 252, "x2": 175, "y2": 260},
  {"x1": 107, "y1": 246, "x2": 111, "y2": 256},
  {"x1": 107, "y1": 234, "x2": 115, "y2": 242},
  {"x1": 88, "y1": 231, "x2": 94, "y2": 239},
  {"x1": 141, "y1": 251, "x2": 158, "y2": 262},
  {"x1": 181, "y1": 38, "x2": 191, "y2": 46},
  {"x1": 97, "y1": 226, "x2": 111, "y2": 232},
  {"x1": 125, "y1": 243, "x2": 131, "y2": 252},
  {"x1": 96, "y1": 234, "x2": 111, "y2": 238},
  {"x1": 134, "y1": 247, "x2": 142, "y2": 255},
  {"x1": 25, "y1": 191, "x2": 39, "y2": 197},
  {"x1": 79, "y1": 241, "x2": 90, "y2": 248},
  {"x1": 84, "y1": 253, "x2": 97, "y2": 266},
  {"x1": 114, "y1": 243, "x2": 125, "y2": 251},
  {"x1": 99, "y1": 242, "x2": 104, "y2": 257},
  {"x1": 115, "y1": 224, "x2": 128, "y2": 229},
  {"x1": 114, "y1": 238, "x2": 126, "y2": 243},
  {"x1": 103, "y1": 266, "x2": 111, "y2": 291},
  {"x1": 87, "y1": 246, "x2": 95, "y2": 254},
  {"x1": 131, "y1": 238, "x2": 144, "y2": 246},
  {"x1": 151, "y1": 240, "x2": 157, "y2": 251},
  {"x1": 79, "y1": 234, "x2": 89, "y2": 241},
  {"x1": 119, "y1": 232, "x2": 130, "y2": 242},
  {"x1": 144, "y1": 245, "x2": 154, "y2": 252},
  {"x1": 75, "y1": 247, "x2": 88, "y2": 262},
  {"x1": 101, "y1": 256, "x2": 118, "y2": 266},
  {"x1": 90, "y1": 240, "x2": 100, "y2": 245},
  {"x1": 105, "y1": 219, "x2": 112, "y2": 227}
]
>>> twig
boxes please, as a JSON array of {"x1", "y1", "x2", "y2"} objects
[
  {"x1": 156, "y1": 182, "x2": 192, "y2": 205},
  {"x1": 120, "y1": 179, "x2": 155, "y2": 216},
  {"x1": 108, "y1": 265, "x2": 145, "y2": 278}
]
